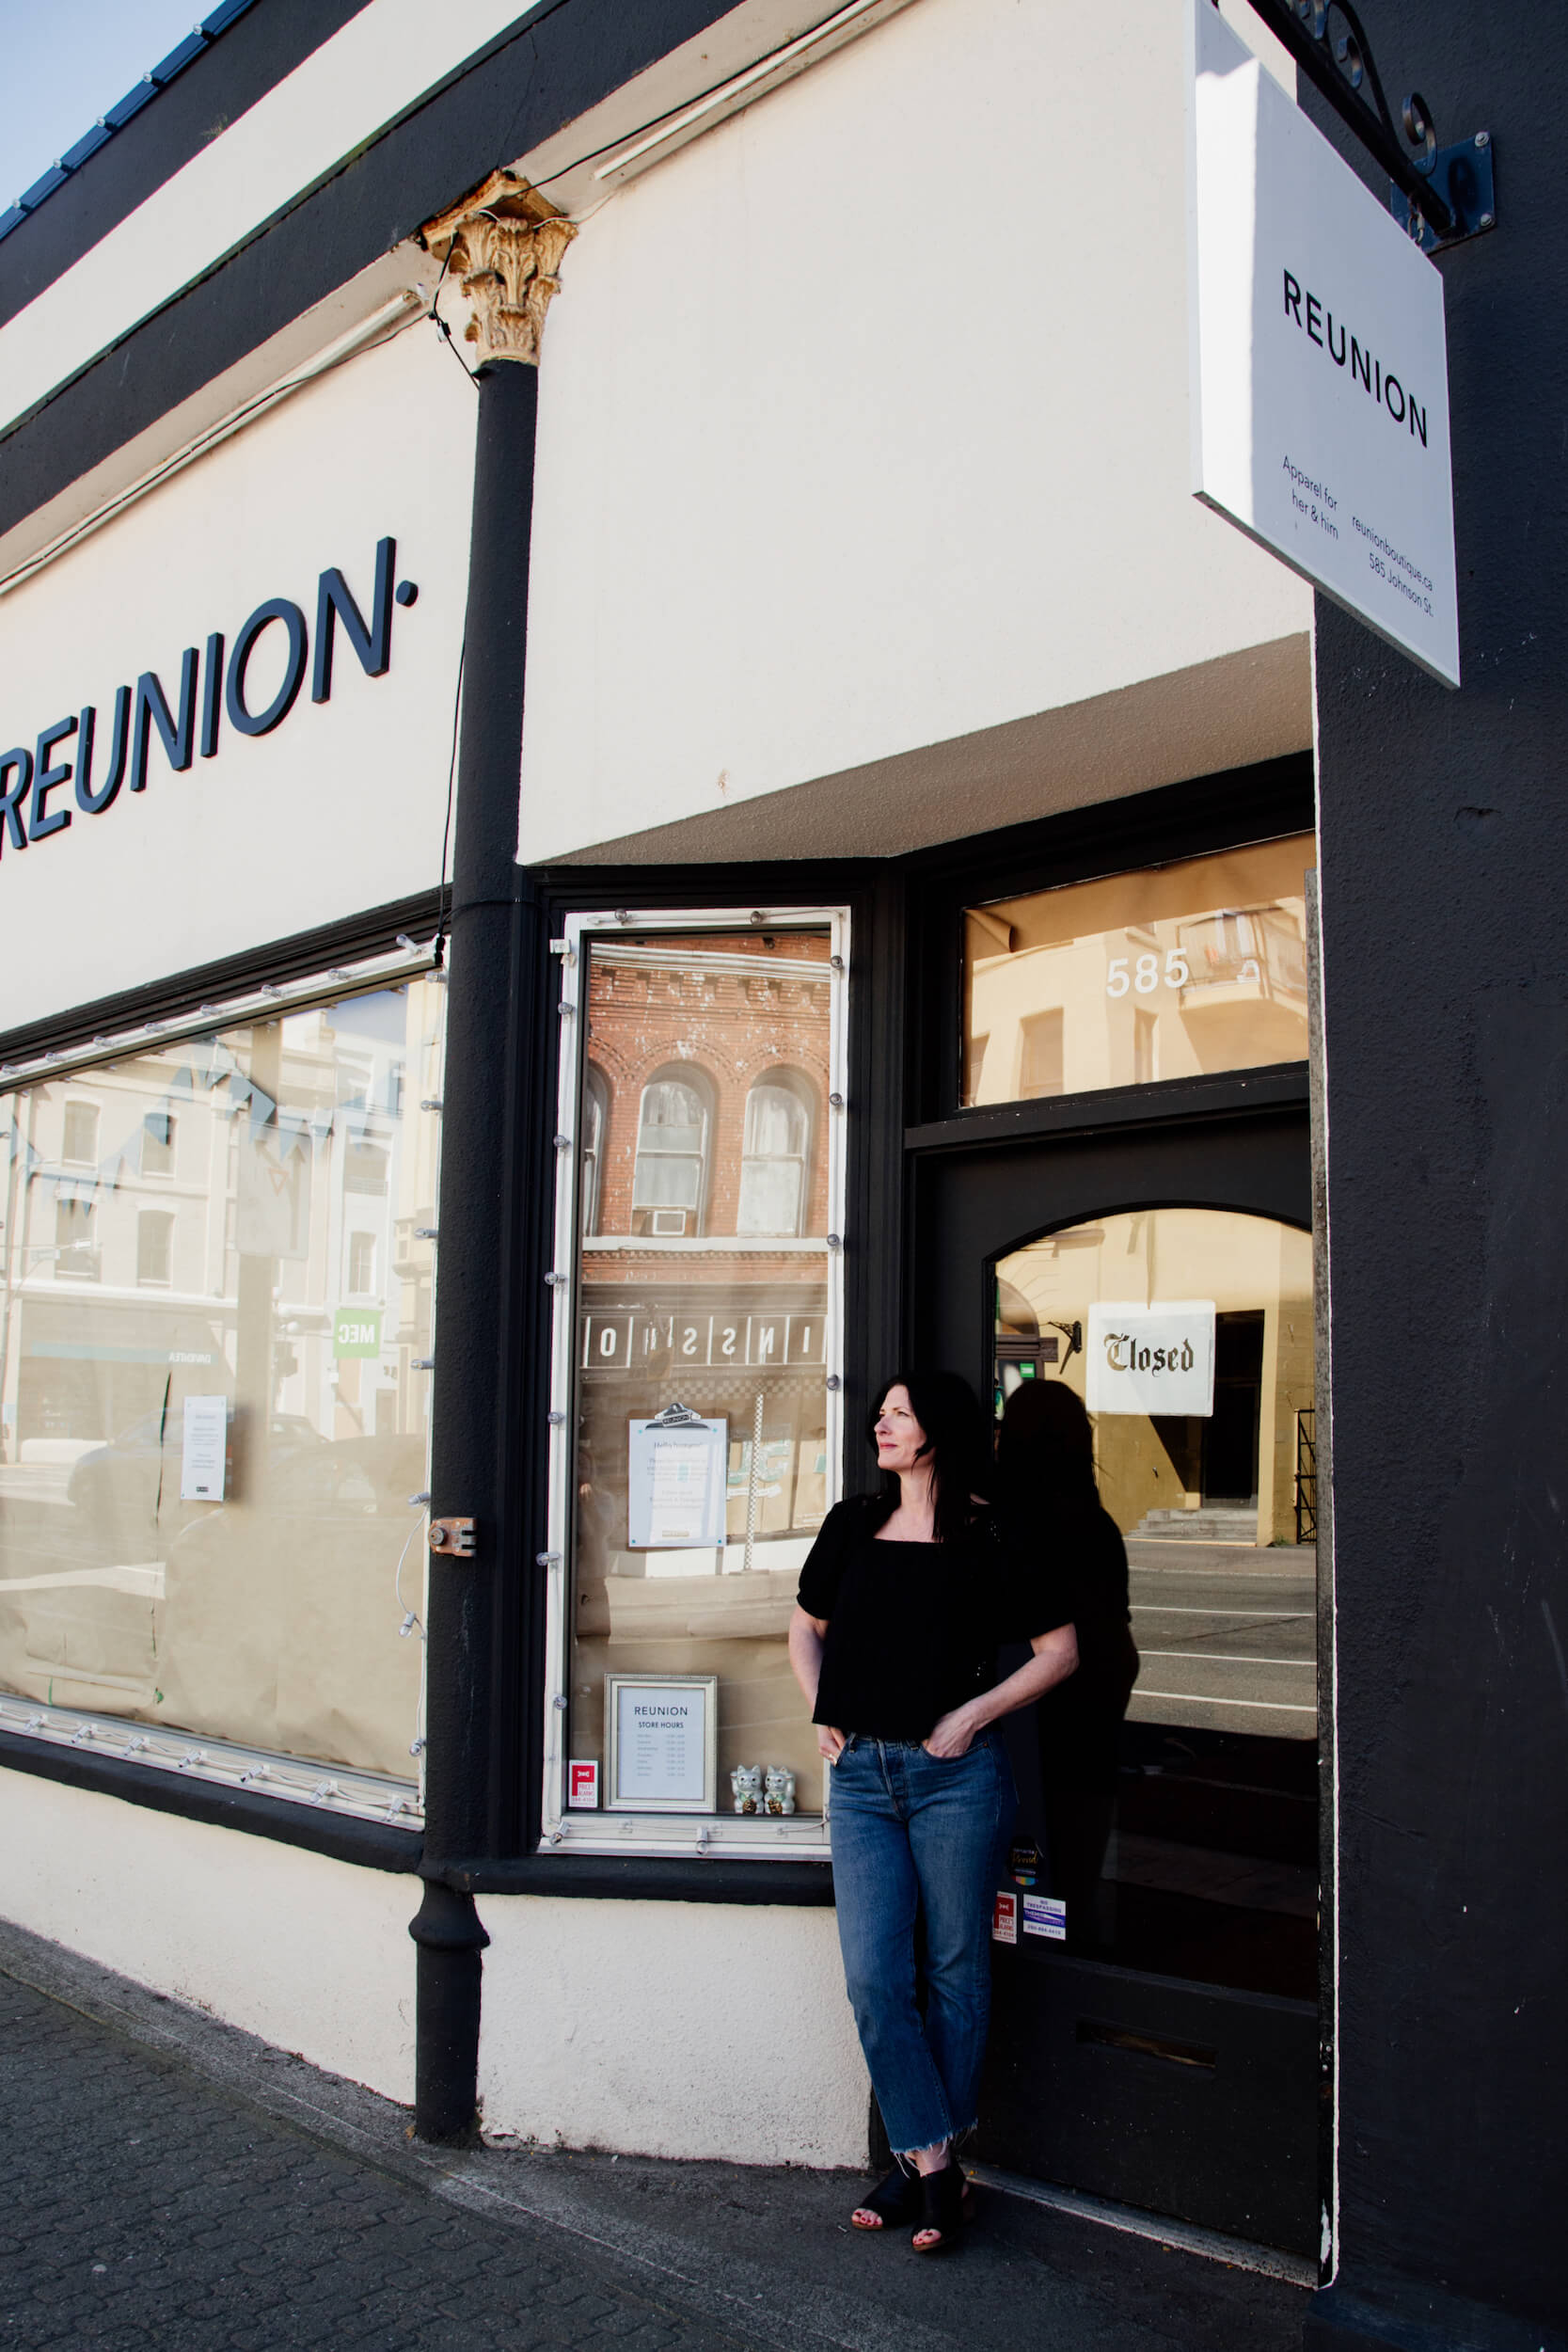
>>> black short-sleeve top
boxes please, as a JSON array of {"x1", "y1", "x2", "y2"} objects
[{"x1": 796, "y1": 1495, "x2": 1074, "y2": 1742}]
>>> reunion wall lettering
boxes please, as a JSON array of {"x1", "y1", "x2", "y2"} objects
[{"x1": 0, "y1": 537, "x2": 419, "y2": 862}]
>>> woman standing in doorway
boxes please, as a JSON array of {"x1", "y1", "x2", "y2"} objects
[{"x1": 788, "y1": 1372, "x2": 1080, "y2": 2254}]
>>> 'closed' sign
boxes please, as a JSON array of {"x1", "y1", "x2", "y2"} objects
[{"x1": 1085, "y1": 1303, "x2": 1216, "y2": 1417}]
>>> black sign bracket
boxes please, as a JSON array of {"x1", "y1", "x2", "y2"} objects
[{"x1": 1237, "y1": 0, "x2": 1495, "y2": 252}]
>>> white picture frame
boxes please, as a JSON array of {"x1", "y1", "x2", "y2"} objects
[{"x1": 605, "y1": 1673, "x2": 719, "y2": 1814}]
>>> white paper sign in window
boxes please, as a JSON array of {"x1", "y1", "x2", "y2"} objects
[
  {"x1": 1086, "y1": 1303, "x2": 1216, "y2": 1418},
  {"x1": 607, "y1": 1674, "x2": 717, "y2": 1812},
  {"x1": 179, "y1": 1394, "x2": 228, "y2": 1502},
  {"x1": 627, "y1": 1412, "x2": 728, "y2": 1548}
]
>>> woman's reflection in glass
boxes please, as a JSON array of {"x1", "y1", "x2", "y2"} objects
[{"x1": 994, "y1": 1381, "x2": 1138, "y2": 1949}]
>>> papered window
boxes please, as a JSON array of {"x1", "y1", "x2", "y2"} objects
[{"x1": 0, "y1": 978, "x2": 446, "y2": 1802}]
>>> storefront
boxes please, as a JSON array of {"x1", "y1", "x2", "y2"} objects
[
  {"x1": 507, "y1": 763, "x2": 1321, "y2": 2250},
  {"x1": 1, "y1": 3, "x2": 1562, "y2": 2345}
]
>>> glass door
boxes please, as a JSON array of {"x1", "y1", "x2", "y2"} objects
[
  {"x1": 992, "y1": 1206, "x2": 1316, "y2": 2002},
  {"x1": 910, "y1": 1111, "x2": 1319, "y2": 2257}
]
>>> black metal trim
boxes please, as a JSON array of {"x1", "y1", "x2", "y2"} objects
[
  {"x1": 0, "y1": 1727, "x2": 421, "y2": 1872},
  {"x1": 899, "y1": 755, "x2": 1315, "y2": 897},
  {"x1": 409, "y1": 1881, "x2": 489, "y2": 2143},
  {"x1": 433, "y1": 1852, "x2": 834, "y2": 1905},
  {"x1": 0, "y1": 1, "x2": 372, "y2": 322},
  {"x1": 1240, "y1": 0, "x2": 1467, "y2": 242},
  {"x1": 0, "y1": 0, "x2": 752, "y2": 539},
  {"x1": 0, "y1": 885, "x2": 444, "y2": 1072},
  {"x1": 905, "y1": 1064, "x2": 1311, "y2": 1154},
  {"x1": 416, "y1": 358, "x2": 544, "y2": 2142}
]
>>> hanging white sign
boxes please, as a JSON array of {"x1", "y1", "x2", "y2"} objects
[
  {"x1": 1186, "y1": 2, "x2": 1459, "y2": 685},
  {"x1": 1086, "y1": 1303, "x2": 1216, "y2": 1418}
]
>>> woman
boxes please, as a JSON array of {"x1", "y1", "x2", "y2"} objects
[
  {"x1": 994, "y1": 1381, "x2": 1138, "y2": 1947},
  {"x1": 788, "y1": 1371, "x2": 1080, "y2": 2254}
]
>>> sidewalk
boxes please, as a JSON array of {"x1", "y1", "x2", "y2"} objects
[{"x1": 0, "y1": 1917, "x2": 1309, "y2": 2351}]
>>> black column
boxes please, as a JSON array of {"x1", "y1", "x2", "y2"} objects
[
  {"x1": 1299, "y1": 7, "x2": 1568, "y2": 2345},
  {"x1": 410, "y1": 358, "x2": 539, "y2": 2143}
]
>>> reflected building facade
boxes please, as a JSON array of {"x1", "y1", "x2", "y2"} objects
[
  {"x1": 569, "y1": 930, "x2": 835, "y2": 1815},
  {"x1": 0, "y1": 982, "x2": 446, "y2": 1785}
]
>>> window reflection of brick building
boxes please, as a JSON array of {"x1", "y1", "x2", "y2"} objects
[
  {"x1": 582, "y1": 932, "x2": 832, "y2": 1242},
  {"x1": 570, "y1": 930, "x2": 836, "y2": 1810}
]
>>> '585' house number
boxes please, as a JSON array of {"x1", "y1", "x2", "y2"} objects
[{"x1": 1105, "y1": 949, "x2": 1193, "y2": 997}]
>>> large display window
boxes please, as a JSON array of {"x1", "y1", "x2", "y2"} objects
[
  {"x1": 0, "y1": 957, "x2": 444, "y2": 1824},
  {"x1": 542, "y1": 910, "x2": 848, "y2": 1857}
]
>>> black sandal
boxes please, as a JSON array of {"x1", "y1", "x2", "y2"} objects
[
  {"x1": 911, "y1": 2160, "x2": 969, "y2": 2254},
  {"x1": 850, "y1": 2165, "x2": 920, "y2": 2231}
]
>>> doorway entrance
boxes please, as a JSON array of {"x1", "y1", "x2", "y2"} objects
[{"x1": 911, "y1": 1111, "x2": 1319, "y2": 2255}]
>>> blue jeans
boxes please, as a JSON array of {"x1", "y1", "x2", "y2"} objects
[{"x1": 829, "y1": 1733, "x2": 1017, "y2": 2158}]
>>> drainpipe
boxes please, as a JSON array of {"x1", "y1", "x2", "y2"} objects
[{"x1": 408, "y1": 177, "x2": 575, "y2": 2144}]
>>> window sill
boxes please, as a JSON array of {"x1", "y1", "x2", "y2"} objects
[
  {"x1": 0, "y1": 1717, "x2": 422, "y2": 1873},
  {"x1": 541, "y1": 1813, "x2": 830, "y2": 1866},
  {"x1": 907, "y1": 1061, "x2": 1310, "y2": 1152},
  {"x1": 0, "y1": 1694, "x2": 420, "y2": 1829},
  {"x1": 434, "y1": 1851, "x2": 833, "y2": 1906}
]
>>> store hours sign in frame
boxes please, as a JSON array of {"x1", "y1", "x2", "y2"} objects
[
  {"x1": 536, "y1": 903, "x2": 850, "y2": 1861},
  {"x1": 1186, "y1": 1, "x2": 1460, "y2": 686}
]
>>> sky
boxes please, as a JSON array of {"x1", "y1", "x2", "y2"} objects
[{"x1": 1, "y1": 0, "x2": 214, "y2": 209}]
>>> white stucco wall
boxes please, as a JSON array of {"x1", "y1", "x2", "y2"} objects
[
  {"x1": 0, "y1": 1767, "x2": 418, "y2": 2101},
  {"x1": 518, "y1": 0, "x2": 1313, "y2": 865},
  {"x1": 479, "y1": 1895, "x2": 867, "y2": 2168},
  {"x1": 0, "y1": 319, "x2": 473, "y2": 1037}
]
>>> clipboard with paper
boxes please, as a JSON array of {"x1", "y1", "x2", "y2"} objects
[{"x1": 627, "y1": 1403, "x2": 728, "y2": 1549}]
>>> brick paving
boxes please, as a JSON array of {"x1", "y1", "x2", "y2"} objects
[
  {"x1": 0, "y1": 1930, "x2": 1310, "y2": 2352},
  {"x1": 0, "y1": 1972, "x2": 729, "y2": 2352}
]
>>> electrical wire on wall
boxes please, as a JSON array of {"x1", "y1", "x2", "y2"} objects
[
  {"x1": 393, "y1": 1492, "x2": 431, "y2": 1807},
  {"x1": 432, "y1": 642, "x2": 465, "y2": 972},
  {"x1": 422, "y1": 239, "x2": 481, "y2": 392}
]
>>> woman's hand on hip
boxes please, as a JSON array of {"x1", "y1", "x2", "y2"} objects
[
  {"x1": 817, "y1": 1724, "x2": 847, "y2": 1764},
  {"x1": 923, "y1": 1704, "x2": 983, "y2": 1758}
]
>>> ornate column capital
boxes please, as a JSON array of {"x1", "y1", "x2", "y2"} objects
[{"x1": 420, "y1": 171, "x2": 577, "y2": 367}]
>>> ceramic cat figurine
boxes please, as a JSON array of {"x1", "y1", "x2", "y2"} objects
[
  {"x1": 763, "y1": 1766, "x2": 797, "y2": 1816},
  {"x1": 730, "y1": 1762, "x2": 763, "y2": 1815}
]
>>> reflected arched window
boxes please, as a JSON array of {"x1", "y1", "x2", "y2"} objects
[
  {"x1": 632, "y1": 1067, "x2": 713, "y2": 1234},
  {"x1": 580, "y1": 1066, "x2": 609, "y2": 1236},
  {"x1": 736, "y1": 1070, "x2": 815, "y2": 1237}
]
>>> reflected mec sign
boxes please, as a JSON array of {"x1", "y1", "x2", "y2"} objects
[{"x1": 1186, "y1": 3, "x2": 1459, "y2": 685}]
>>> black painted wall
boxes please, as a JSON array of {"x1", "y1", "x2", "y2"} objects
[{"x1": 1307, "y1": 5, "x2": 1568, "y2": 2340}]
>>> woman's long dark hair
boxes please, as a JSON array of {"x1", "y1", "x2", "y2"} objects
[{"x1": 866, "y1": 1369, "x2": 990, "y2": 1545}]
